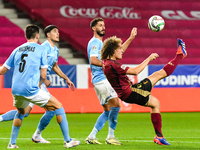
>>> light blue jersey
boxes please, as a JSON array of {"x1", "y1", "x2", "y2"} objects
[
  {"x1": 42, "y1": 40, "x2": 59, "y2": 75},
  {"x1": 4, "y1": 42, "x2": 48, "y2": 97},
  {"x1": 87, "y1": 37, "x2": 106, "y2": 84}
]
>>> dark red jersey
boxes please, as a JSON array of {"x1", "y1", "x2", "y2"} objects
[{"x1": 102, "y1": 59, "x2": 132, "y2": 100}]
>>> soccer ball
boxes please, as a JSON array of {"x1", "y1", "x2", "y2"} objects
[{"x1": 148, "y1": 15, "x2": 165, "y2": 32}]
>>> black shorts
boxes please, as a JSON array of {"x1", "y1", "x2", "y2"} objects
[{"x1": 123, "y1": 78, "x2": 152, "y2": 106}]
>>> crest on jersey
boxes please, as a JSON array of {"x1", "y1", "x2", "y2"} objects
[
  {"x1": 121, "y1": 65, "x2": 126, "y2": 70},
  {"x1": 92, "y1": 46, "x2": 97, "y2": 50}
]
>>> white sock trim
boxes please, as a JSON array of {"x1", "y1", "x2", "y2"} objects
[
  {"x1": 88, "y1": 127, "x2": 98, "y2": 139},
  {"x1": 0, "y1": 116, "x2": 3, "y2": 122},
  {"x1": 107, "y1": 127, "x2": 115, "y2": 139},
  {"x1": 28, "y1": 103, "x2": 35, "y2": 108}
]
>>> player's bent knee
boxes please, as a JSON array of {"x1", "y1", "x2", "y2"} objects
[
  {"x1": 111, "y1": 102, "x2": 120, "y2": 108},
  {"x1": 147, "y1": 95, "x2": 160, "y2": 109},
  {"x1": 46, "y1": 96, "x2": 63, "y2": 110},
  {"x1": 154, "y1": 99, "x2": 160, "y2": 109},
  {"x1": 108, "y1": 97, "x2": 120, "y2": 107}
]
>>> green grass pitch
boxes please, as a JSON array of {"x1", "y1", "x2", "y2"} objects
[{"x1": 0, "y1": 112, "x2": 200, "y2": 150}]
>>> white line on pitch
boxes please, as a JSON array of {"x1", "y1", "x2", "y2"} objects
[{"x1": 0, "y1": 138, "x2": 200, "y2": 144}]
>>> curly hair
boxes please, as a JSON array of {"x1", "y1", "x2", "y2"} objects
[{"x1": 101, "y1": 36, "x2": 122, "y2": 60}]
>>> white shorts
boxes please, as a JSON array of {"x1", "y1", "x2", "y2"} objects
[
  {"x1": 27, "y1": 84, "x2": 49, "y2": 108},
  {"x1": 94, "y1": 79, "x2": 118, "y2": 105},
  {"x1": 40, "y1": 83, "x2": 49, "y2": 93},
  {"x1": 13, "y1": 89, "x2": 51, "y2": 109}
]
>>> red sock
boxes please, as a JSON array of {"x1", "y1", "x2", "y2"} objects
[
  {"x1": 163, "y1": 54, "x2": 182, "y2": 76},
  {"x1": 151, "y1": 113, "x2": 163, "y2": 137}
]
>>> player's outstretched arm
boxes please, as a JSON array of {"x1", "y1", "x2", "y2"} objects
[
  {"x1": 126, "y1": 53, "x2": 159, "y2": 75},
  {"x1": 52, "y1": 63, "x2": 75, "y2": 91},
  {"x1": 0, "y1": 66, "x2": 9, "y2": 75},
  {"x1": 122, "y1": 27, "x2": 137, "y2": 53}
]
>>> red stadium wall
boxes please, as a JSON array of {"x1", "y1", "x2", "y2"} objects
[
  {"x1": 0, "y1": 88, "x2": 199, "y2": 114},
  {"x1": 8, "y1": 0, "x2": 200, "y2": 64}
]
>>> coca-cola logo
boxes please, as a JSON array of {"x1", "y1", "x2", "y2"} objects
[
  {"x1": 162, "y1": 10, "x2": 200, "y2": 20},
  {"x1": 60, "y1": 5, "x2": 141, "y2": 19}
]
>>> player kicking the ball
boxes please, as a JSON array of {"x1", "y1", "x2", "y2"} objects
[{"x1": 101, "y1": 34, "x2": 187, "y2": 146}]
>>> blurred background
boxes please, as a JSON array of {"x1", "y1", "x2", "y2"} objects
[{"x1": 0, "y1": 0, "x2": 200, "y2": 113}]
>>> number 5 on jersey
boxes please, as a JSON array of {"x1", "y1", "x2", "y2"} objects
[{"x1": 19, "y1": 54, "x2": 28, "y2": 73}]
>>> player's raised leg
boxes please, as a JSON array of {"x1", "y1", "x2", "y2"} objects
[
  {"x1": 148, "y1": 38, "x2": 187, "y2": 87},
  {"x1": 146, "y1": 38, "x2": 187, "y2": 145}
]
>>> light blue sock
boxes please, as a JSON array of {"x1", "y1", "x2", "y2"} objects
[
  {"x1": 10, "y1": 112, "x2": 25, "y2": 144},
  {"x1": 1, "y1": 110, "x2": 17, "y2": 121},
  {"x1": 94, "y1": 110, "x2": 109, "y2": 131},
  {"x1": 24, "y1": 112, "x2": 29, "y2": 117},
  {"x1": 37, "y1": 111, "x2": 55, "y2": 131},
  {"x1": 1, "y1": 110, "x2": 29, "y2": 122},
  {"x1": 55, "y1": 107, "x2": 70, "y2": 142},
  {"x1": 109, "y1": 107, "x2": 120, "y2": 130}
]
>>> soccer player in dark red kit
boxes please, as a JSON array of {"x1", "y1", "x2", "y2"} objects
[{"x1": 101, "y1": 32, "x2": 187, "y2": 145}]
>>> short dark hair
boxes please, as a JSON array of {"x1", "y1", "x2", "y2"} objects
[
  {"x1": 44, "y1": 25, "x2": 58, "y2": 37},
  {"x1": 101, "y1": 36, "x2": 122, "y2": 60},
  {"x1": 90, "y1": 17, "x2": 104, "y2": 31},
  {"x1": 25, "y1": 24, "x2": 39, "y2": 40}
]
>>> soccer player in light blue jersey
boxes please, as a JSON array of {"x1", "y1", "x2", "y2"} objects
[
  {"x1": 32, "y1": 25, "x2": 78, "y2": 144},
  {"x1": 0, "y1": 25, "x2": 80, "y2": 148},
  {"x1": 85, "y1": 18, "x2": 137, "y2": 145}
]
